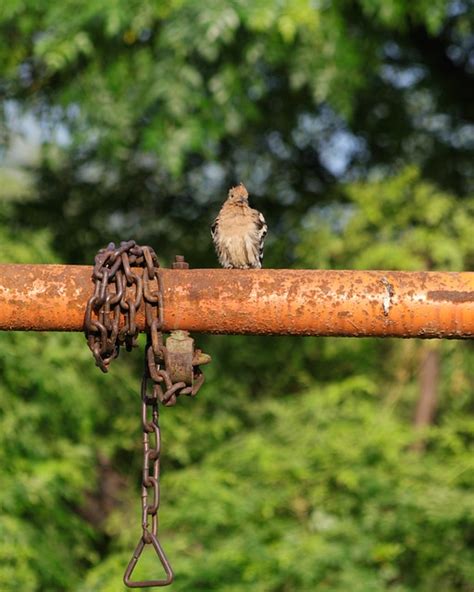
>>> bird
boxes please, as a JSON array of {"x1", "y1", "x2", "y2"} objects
[{"x1": 211, "y1": 183, "x2": 267, "y2": 269}]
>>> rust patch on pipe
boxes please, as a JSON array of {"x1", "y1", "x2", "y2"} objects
[{"x1": 427, "y1": 290, "x2": 474, "y2": 303}]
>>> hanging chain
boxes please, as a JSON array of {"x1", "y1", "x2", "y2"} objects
[
  {"x1": 85, "y1": 241, "x2": 209, "y2": 587},
  {"x1": 122, "y1": 356, "x2": 173, "y2": 587}
]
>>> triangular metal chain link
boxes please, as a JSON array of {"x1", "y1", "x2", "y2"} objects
[{"x1": 123, "y1": 534, "x2": 174, "y2": 588}]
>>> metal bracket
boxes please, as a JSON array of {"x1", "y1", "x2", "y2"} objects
[{"x1": 164, "y1": 329, "x2": 211, "y2": 387}]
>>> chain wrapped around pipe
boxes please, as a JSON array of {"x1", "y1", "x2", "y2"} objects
[{"x1": 84, "y1": 240, "x2": 210, "y2": 587}]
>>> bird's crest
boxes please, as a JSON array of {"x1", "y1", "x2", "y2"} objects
[{"x1": 227, "y1": 183, "x2": 249, "y2": 203}]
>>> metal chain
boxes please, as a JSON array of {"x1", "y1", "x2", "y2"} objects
[
  {"x1": 84, "y1": 240, "x2": 148, "y2": 373},
  {"x1": 123, "y1": 348, "x2": 173, "y2": 587},
  {"x1": 85, "y1": 241, "x2": 208, "y2": 587}
]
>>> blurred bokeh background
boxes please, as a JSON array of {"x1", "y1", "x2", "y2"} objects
[{"x1": 1, "y1": 1, "x2": 473, "y2": 590}]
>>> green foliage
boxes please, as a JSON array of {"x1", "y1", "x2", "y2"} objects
[
  {"x1": 1, "y1": 0, "x2": 471, "y2": 191},
  {"x1": 0, "y1": 1, "x2": 473, "y2": 591},
  {"x1": 78, "y1": 379, "x2": 474, "y2": 592},
  {"x1": 297, "y1": 167, "x2": 474, "y2": 271},
  {"x1": 2, "y1": 0, "x2": 472, "y2": 265},
  {"x1": 1, "y1": 166, "x2": 473, "y2": 590},
  {"x1": 0, "y1": 224, "x2": 140, "y2": 590},
  {"x1": 2, "y1": 0, "x2": 385, "y2": 171}
]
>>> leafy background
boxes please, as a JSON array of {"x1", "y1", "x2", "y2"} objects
[{"x1": 0, "y1": 1, "x2": 473, "y2": 590}]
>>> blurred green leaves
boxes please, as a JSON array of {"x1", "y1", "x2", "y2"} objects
[
  {"x1": 0, "y1": 1, "x2": 473, "y2": 590},
  {"x1": 1, "y1": 0, "x2": 462, "y2": 176},
  {"x1": 297, "y1": 166, "x2": 474, "y2": 271},
  {"x1": 1, "y1": 180, "x2": 472, "y2": 589},
  {"x1": 81, "y1": 379, "x2": 474, "y2": 591}
]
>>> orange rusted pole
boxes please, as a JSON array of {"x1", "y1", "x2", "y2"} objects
[{"x1": 0, "y1": 264, "x2": 472, "y2": 338}]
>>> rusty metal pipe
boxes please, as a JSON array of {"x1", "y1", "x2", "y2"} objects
[{"x1": 0, "y1": 264, "x2": 472, "y2": 338}]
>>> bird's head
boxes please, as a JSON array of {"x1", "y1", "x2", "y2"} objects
[{"x1": 227, "y1": 183, "x2": 249, "y2": 205}]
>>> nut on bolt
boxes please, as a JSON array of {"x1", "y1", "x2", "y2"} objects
[{"x1": 172, "y1": 255, "x2": 189, "y2": 270}]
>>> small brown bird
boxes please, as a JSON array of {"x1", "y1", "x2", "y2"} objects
[{"x1": 211, "y1": 183, "x2": 267, "y2": 269}]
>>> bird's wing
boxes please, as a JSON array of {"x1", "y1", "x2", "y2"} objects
[
  {"x1": 257, "y1": 211, "x2": 267, "y2": 236},
  {"x1": 256, "y1": 211, "x2": 268, "y2": 265},
  {"x1": 211, "y1": 216, "x2": 219, "y2": 240}
]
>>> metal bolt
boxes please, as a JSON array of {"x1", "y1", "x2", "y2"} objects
[{"x1": 172, "y1": 255, "x2": 189, "y2": 270}]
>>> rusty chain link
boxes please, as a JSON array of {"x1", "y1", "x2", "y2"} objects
[
  {"x1": 123, "y1": 377, "x2": 173, "y2": 587},
  {"x1": 85, "y1": 241, "x2": 209, "y2": 587}
]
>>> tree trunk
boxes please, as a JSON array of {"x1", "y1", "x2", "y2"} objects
[{"x1": 412, "y1": 344, "x2": 440, "y2": 452}]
